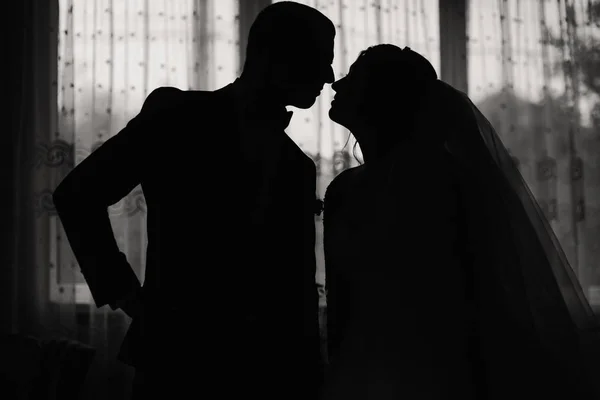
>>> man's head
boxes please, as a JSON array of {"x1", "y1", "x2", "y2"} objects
[{"x1": 242, "y1": 2, "x2": 336, "y2": 109}]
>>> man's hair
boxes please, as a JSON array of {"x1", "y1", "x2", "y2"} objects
[{"x1": 243, "y1": 2, "x2": 335, "y2": 72}]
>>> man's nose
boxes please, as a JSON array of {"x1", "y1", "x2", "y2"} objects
[
  {"x1": 331, "y1": 76, "x2": 344, "y2": 92},
  {"x1": 324, "y1": 66, "x2": 335, "y2": 84}
]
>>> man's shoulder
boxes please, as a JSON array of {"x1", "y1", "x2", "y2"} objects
[{"x1": 140, "y1": 86, "x2": 220, "y2": 115}]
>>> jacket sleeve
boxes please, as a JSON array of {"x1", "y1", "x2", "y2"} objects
[{"x1": 52, "y1": 87, "x2": 180, "y2": 308}]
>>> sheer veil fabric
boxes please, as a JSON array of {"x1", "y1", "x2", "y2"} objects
[{"x1": 416, "y1": 80, "x2": 600, "y2": 397}]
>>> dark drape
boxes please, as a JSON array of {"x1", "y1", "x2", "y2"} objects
[
  {"x1": 2, "y1": 0, "x2": 59, "y2": 336},
  {"x1": 439, "y1": 0, "x2": 468, "y2": 93}
]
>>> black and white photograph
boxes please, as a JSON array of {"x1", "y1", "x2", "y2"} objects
[{"x1": 3, "y1": 0, "x2": 600, "y2": 399}]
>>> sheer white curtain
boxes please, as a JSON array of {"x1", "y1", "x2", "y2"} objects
[
  {"x1": 55, "y1": 0, "x2": 239, "y2": 300},
  {"x1": 39, "y1": 0, "x2": 239, "y2": 398},
  {"x1": 467, "y1": 0, "x2": 600, "y2": 309},
  {"x1": 272, "y1": 0, "x2": 440, "y2": 289}
]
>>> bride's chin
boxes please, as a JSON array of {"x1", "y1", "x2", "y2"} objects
[
  {"x1": 328, "y1": 106, "x2": 339, "y2": 120},
  {"x1": 328, "y1": 112, "x2": 350, "y2": 130}
]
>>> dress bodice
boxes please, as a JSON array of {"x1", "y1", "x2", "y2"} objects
[{"x1": 321, "y1": 144, "x2": 477, "y2": 399}]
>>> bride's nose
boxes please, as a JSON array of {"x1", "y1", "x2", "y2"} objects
[{"x1": 331, "y1": 77, "x2": 345, "y2": 92}]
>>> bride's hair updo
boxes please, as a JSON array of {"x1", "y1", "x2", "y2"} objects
[
  {"x1": 342, "y1": 44, "x2": 445, "y2": 161},
  {"x1": 353, "y1": 45, "x2": 439, "y2": 145}
]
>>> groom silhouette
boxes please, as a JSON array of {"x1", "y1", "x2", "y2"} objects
[{"x1": 52, "y1": 2, "x2": 335, "y2": 398}]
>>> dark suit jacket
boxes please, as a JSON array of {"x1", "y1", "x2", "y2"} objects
[{"x1": 52, "y1": 82, "x2": 322, "y2": 395}]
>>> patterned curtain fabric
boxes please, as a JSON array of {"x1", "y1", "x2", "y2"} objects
[
  {"x1": 33, "y1": 0, "x2": 239, "y2": 398},
  {"x1": 467, "y1": 0, "x2": 600, "y2": 309}
]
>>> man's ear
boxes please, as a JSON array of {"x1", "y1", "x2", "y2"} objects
[
  {"x1": 266, "y1": 59, "x2": 291, "y2": 88},
  {"x1": 246, "y1": 47, "x2": 271, "y2": 81},
  {"x1": 259, "y1": 49, "x2": 282, "y2": 84}
]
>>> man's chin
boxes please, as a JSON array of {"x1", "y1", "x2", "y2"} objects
[{"x1": 290, "y1": 97, "x2": 318, "y2": 109}]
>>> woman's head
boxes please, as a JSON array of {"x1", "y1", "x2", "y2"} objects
[{"x1": 329, "y1": 45, "x2": 438, "y2": 149}]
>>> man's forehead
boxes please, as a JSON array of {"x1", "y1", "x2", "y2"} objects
[{"x1": 281, "y1": 25, "x2": 334, "y2": 60}]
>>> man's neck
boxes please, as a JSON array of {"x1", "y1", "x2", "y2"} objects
[
  {"x1": 234, "y1": 76, "x2": 285, "y2": 111},
  {"x1": 231, "y1": 76, "x2": 293, "y2": 130}
]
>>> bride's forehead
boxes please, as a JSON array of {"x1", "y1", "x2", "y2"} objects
[{"x1": 348, "y1": 59, "x2": 369, "y2": 75}]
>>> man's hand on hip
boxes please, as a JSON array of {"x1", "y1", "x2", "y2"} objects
[{"x1": 115, "y1": 286, "x2": 144, "y2": 319}]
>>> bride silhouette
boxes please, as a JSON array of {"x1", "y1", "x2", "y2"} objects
[{"x1": 322, "y1": 44, "x2": 600, "y2": 399}]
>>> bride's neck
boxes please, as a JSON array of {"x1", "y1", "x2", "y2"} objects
[
  {"x1": 358, "y1": 127, "x2": 427, "y2": 166},
  {"x1": 358, "y1": 137, "x2": 398, "y2": 165}
]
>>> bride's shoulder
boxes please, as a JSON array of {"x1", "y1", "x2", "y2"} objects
[
  {"x1": 326, "y1": 166, "x2": 362, "y2": 191},
  {"x1": 324, "y1": 166, "x2": 362, "y2": 204}
]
